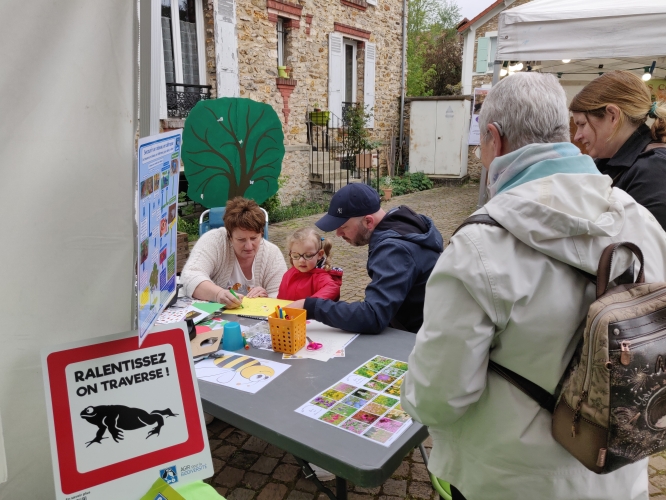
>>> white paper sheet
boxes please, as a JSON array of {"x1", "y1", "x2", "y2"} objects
[{"x1": 281, "y1": 321, "x2": 358, "y2": 361}]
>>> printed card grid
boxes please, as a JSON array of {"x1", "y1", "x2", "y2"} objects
[{"x1": 295, "y1": 356, "x2": 411, "y2": 447}]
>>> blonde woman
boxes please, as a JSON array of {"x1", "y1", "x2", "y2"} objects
[{"x1": 571, "y1": 70, "x2": 666, "y2": 228}]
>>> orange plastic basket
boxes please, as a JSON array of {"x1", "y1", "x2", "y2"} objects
[{"x1": 268, "y1": 307, "x2": 307, "y2": 354}]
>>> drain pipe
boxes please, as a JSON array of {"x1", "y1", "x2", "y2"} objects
[{"x1": 397, "y1": 0, "x2": 407, "y2": 173}]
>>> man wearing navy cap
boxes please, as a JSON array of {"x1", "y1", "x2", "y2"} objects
[{"x1": 289, "y1": 183, "x2": 443, "y2": 334}]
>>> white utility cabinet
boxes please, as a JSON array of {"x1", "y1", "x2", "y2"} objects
[{"x1": 408, "y1": 97, "x2": 470, "y2": 178}]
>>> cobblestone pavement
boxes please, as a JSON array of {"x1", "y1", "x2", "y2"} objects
[{"x1": 203, "y1": 184, "x2": 666, "y2": 499}]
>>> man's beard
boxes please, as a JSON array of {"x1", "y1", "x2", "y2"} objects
[{"x1": 350, "y1": 220, "x2": 372, "y2": 246}]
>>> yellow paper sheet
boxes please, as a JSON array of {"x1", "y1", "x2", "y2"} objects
[{"x1": 221, "y1": 297, "x2": 293, "y2": 317}]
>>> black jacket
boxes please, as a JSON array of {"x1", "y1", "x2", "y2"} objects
[
  {"x1": 595, "y1": 124, "x2": 666, "y2": 229},
  {"x1": 304, "y1": 206, "x2": 443, "y2": 334}
]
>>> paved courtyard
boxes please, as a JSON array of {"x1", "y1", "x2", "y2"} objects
[{"x1": 202, "y1": 184, "x2": 666, "y2": 499}]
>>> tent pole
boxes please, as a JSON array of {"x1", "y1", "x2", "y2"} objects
[
  {"x1": 139, "y1": 0, "x2": 161, "y2": 137},
  {"x1": 477, "y1": 60, "x2": 502, "y2": 208}
]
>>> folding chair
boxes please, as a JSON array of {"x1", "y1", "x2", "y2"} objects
[{"x1": 199, "y1": 207, "x2": 269, "y2": 239}]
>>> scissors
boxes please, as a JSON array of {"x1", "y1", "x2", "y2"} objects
[{"x1": 306, "y1": 337, "x2": 323, "y2": 351}]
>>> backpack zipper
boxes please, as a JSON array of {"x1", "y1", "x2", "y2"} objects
[{"x1": 612, "y1": 329, "x2": 666, "y2": 364}]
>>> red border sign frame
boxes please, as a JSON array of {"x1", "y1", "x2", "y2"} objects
[{"x1": 45, "y1": 328, "x2": 204, "y2": 494}]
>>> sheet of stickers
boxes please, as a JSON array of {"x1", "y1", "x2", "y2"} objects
[{"x1": 295, "y1": 356, "x2": 411, "y2": 447}]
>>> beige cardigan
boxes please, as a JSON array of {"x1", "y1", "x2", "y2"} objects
[{"x1": 181, "y1": 227, "x2": 287, "y2": 298}]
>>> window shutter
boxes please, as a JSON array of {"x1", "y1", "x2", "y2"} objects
[
  {"x1": 328, "y1": 33, "x2": 344, "y2": 120},
  {"x1": 364, "y1": 42, "x2": 376, "y2": 129},
  {"x1": 476, "y1": 37, "x2": 489, "y2": 73}
]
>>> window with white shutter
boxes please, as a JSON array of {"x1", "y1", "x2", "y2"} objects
[
  {"x1": 364, "y1": 42, "x2": 376, "y2": 128},
  {"x1": 328, "y1": 33, "x2": 344, "y2": 120}
]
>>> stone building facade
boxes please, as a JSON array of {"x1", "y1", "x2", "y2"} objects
[{"x1": 160, "y1": 0, "x2": 405, "y2": 204}]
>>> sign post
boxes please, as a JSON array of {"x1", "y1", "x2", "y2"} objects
[{"x1": 42, "y1": 324, "x2": 212, "y2": 500}]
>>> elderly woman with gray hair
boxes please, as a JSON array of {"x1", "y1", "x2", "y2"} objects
[{"x1": 401, "y1": 72, "x2": 666, "y2": 500}]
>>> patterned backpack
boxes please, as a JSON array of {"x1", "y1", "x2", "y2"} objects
[{"x1": 455, "y1": 214, "x2": 666, "y2": 473}]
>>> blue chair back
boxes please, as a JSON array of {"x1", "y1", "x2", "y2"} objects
[{"x1": 199, "y1": 207, "x2": 269, "y2": 239}]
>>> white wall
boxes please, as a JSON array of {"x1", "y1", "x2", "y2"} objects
[{"x1": 0, "y1": 1, "x2": 135, "y2": 497}]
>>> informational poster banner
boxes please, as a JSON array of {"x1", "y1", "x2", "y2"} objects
[
  {"x1": 42, "y1": 324, "x2": 212, "y2": 500},
  {"x1": 138, "y1": 130, "x2": 182, "y2": 345},
  {"x1": 468, "y1": 88, "x2": 489, "y2": 146}
]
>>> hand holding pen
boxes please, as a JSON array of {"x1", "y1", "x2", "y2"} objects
[{"x1": 214, "y1": 288, "x2": 244, "y2": 309}]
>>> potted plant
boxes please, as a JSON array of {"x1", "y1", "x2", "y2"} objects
[
  {"x1": 380, "y1": 176, "x2": 393, "y2": 201},
  {"x1": 285, "y1": 65, "x2": 293, "y2": 78},
  {"x1": 310, "y1": 103, "x2": 330, "y2": 126}
]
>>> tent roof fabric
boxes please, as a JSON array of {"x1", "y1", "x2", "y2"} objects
[{"x1": 497, "y1": 0, "x2": 666, "y2": 60}]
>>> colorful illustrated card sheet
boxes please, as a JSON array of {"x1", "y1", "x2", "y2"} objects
[
  {"x1": 295, "y1": 356, "x2": 411, "y2": 447},
  {"x1": 195, "y1": 351, "x2": 290, "y2": 394},
  {"x1": 137, "y1": 130, "x2": 182, "y2": 345}
]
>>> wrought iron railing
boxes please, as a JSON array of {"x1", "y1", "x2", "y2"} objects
[
  {"x1": 166, "y1": 83, "x2": 212, "y2": 118},
  {"x1": 307, "y1": 109, "x2": 380, "y2": 194}
]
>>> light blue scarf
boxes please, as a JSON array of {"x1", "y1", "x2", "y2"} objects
[{"x1": 487, "y1": 143, "x2": 600, "y2": 198}]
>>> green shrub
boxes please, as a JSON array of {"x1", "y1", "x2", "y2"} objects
[
  {"x1": 388, "y1": 172, "x2": 434, "y2": 197},
  {"x1": 177, "y1": 217, "x2": 200, "y2": 241},
  {"x1": 268, "y1": 199, "x2": 330, "y2": 223}
]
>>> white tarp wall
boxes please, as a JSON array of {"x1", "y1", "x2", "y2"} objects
[
  {"x1": 0, "y1": 0, "x2": 135, "y2": 497},
  {"x1": 497, "y1": 0, "x2": 666, "y2": 60}
]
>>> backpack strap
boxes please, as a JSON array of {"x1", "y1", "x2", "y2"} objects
[
  {"x1": 488, "y1": 361, "x2": 557, "y2": 412},
  {"x1": 452, "y1": 214, "x2": 502, "y2": 237}
]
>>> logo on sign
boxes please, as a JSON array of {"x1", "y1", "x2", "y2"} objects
[{"x1": 160, "y1": 465, "x2": 178, "y2": 484}]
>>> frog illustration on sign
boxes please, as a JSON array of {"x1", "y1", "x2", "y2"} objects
[{"x1": 80, "y1": 405, "x2": 178, "y2": 447}]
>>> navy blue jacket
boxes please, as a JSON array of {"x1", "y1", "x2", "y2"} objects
[{"x1": 304, "y1": 206, "x2": 443, "y2": 334}]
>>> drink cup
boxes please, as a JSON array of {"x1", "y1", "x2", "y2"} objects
[{"x1": 222, "y1": 322, "x2": 244, "y2": 351}]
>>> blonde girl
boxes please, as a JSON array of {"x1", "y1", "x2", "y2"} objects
[{"x1": 277, "y1": 227, "x2": 342, "y2": 301}]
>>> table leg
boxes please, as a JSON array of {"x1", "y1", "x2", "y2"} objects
[
  {"x1": 335, "y1": 476, "x2": 348, "y2": 500},
  {"x1": 295, "y1": 457, "x2": 347, "y2": 500}
]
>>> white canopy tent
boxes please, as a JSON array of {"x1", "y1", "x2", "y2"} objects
[
  {"x1": 475, "y1": 0, "x2": 666, "y2": 206},
  {"x1": 497, "y1": 0, "x2": 666, "y2": 61},
  {"x1": 0, "y1": 0, "x2": 136, "y2": 497}
]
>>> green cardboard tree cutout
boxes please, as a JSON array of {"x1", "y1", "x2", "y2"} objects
[{"x1": 182, "y1": 98, "x2": 285, "y2": 208}]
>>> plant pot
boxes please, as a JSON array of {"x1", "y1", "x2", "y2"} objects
[
  {"x1": 310, "y1": 111, "x2": 330, "y2": 126},
  {"x1": 278, "y1": 66, "x2": 288, "y2": 78},
  {"x1": 381, "y1": 188, "x2": 393, "y2": 201},
  {"x1": 285, "y1": 66, "x2": 293, "y2": 78}
]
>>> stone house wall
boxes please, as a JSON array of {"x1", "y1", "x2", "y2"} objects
[{"x1": 231, "y1": 0, "x2": 404, "y2": 203}]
